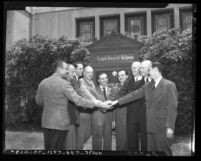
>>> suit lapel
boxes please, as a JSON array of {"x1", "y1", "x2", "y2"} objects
[{"x1": 149, "y1": 78, "x2": 164, "y2": 105}]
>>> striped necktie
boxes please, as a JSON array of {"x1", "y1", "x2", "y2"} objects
[{"x1": 103, "y1": 87, "x2": 107, "y2": 100}]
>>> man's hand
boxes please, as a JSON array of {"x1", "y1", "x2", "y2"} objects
[
  {"x1": 166, "y1": 128, "x2": 174, "y2": 138},
  {"x1": 99, "y1": 101, "x2": 112, "y2": 109},
  {"x1": 111, "y1": 100, "x2": 118, "y2": 106},
  {"x1": 93, "y1": 100, "x2": 102, "y2": 108}
]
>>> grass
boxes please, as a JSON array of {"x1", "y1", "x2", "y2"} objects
[{"x1": 4, "y1": 130, "x2": 193, "y2": 156}]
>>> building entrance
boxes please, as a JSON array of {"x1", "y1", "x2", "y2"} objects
[{"x1": 86, "y1": 33, "x2": 143, "y2": 86}]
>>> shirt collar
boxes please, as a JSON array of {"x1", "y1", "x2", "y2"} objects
[
  {"x1": 144, "y1": 76, "x2": 151, "y2": 82},
  {"x1": 53, "y1": 72, "x2": 61, "y2": 78},
  {"x1": 100, "y1": 85, "x2": 107, "y2": 90},
  {"x1": 85, "y1": 78, "x2": 93, "y2": 86},
  {"x1": 74, "y1": 74, "x2": 79, "y2": 81},
  {"x1": 154, "y1": 76, "x2": 162, "y2": 88}
]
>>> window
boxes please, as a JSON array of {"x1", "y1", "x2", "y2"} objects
[
  {"x1": 100, "y1": 15, "x2": 120, "y2": 38},
  {"x1": 152, "y1": 10, "x2": 174, "y2": 33},
  {"x1": 125, "y1": 12, "x2": 146, "y2": 41},
  {"x1": 180, "y1": 8, "x2": 192, "y2": 31},
  {"x1": 76, "y1": 17, "x2": 95, "y2": 42}
]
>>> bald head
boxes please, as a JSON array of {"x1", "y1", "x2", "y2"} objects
[
  {"x1": 68, "y1": 64, "x2": 76, "y2": 71},
  {"x1": 84, "y1": 66, "x2": 94, "y2": 81},
  {"x1": 140, "y1": 60, "x2": 152, "y2": 77},
  {"x1": 131, "y1": 61, "x2": 141, "y2": 76}
]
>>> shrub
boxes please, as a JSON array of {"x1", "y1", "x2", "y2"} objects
[
  {"x1": 5, "y1": 35, "x2": 91, "y2": 129},
  {"x1": 139, "y1": 28, "x2": 193, "y2": 136}
]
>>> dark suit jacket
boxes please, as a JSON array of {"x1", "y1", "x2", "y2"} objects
[
  {"x1": 116, "y1": 76, "x2": 145, "y2": 123},
  {"x1": 118, "y1": 78, "x2": 178, "y2": 133},
  {"x1": 110, "y1": 83, "x2": 127, "y2": 125}
]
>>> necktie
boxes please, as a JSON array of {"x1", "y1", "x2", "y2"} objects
[
  {"x1": 145, "y1": 77, "x2": 148, "y2": 83},
  {"x1": 103, "y1": 87, "x2": 107, "y2": 100},
  {"x1": 152, "y1": 81, "x2": 156, "y2": 89}
]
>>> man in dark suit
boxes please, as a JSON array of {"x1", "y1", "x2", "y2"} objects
[
  {"x1": 110, "y1": 69, "x2": 129, "y2": 151},
  {"x1": 92, "y1": 73, "x2": 114, "y2": 150},
  {"x1": 112, "y1": 62, "x2": 178, "y2": 156},
  {"x1": 116, "y1": 61, "x2": 149, "y2": 151},
  {"x1": 35, "y1": 60, "x2": 110, "y2": 150}
]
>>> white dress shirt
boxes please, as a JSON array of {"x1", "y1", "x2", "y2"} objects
[
  {"x1": 144, "y1": 76, "x2": 151, "y2": 83},
  {"x1": 154, "y1": 76, "x2": 162, "y2": 88},
  {"x1": 100, "y1": 85, "x2": 108, "y2": 95},
  {"x1": 134, "y1": 75, "x2": 142, "y2": 82}
]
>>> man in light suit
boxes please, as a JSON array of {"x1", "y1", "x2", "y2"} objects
[
  {"x1": 111, "y1": 62, "x2": 178, "y2": 156},
  {"x1": 35, "y1": 60, "x2": 109, "y2": 150},
  {"x1": 110, "y1": 69, "x2": 129, "y2": 151},
  {"x1": 76, "y1": 66, "x2": 100, "y2": 150},
  {"x1": 93, "y1": 73, "x2": 115, "y2": 150}
]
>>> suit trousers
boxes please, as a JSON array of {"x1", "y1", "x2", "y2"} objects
[
  {"x1": 127, "y1": 123, "x2": 147, "y2": 151},
  {"x1": 43, "y1": 128, "x2": 67, "y2": 150},
  {"x1": 116, "y1": 124, "x2": 127, "y2": 151},
  {"x1": 147, "y1": 133, "x2": 173, "y2": 156},
  {"x1": 76, "y1": 114, "x2": 92, "y2": 150},
  {"x1": 65, "y1": 125, "x2": 76, "y2": 150},
  {"x1": 92, "y1": 112, "x2": 113, "y2": 150}
]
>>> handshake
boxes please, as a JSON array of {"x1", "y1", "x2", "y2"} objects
[{"x1": 94, "y1": 100, "x2": 118, "y2": 111}]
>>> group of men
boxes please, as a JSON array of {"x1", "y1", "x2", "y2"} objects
[{"x1": 35, "y1": 59, "x2": 178, "y2": 156}]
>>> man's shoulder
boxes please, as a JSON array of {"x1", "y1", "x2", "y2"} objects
[
  {"x1": 39, "y1": 76, "x2": 53, "y2": 85},
  {"x1": 162, "y1": 78, "x2": 175, "y2": 86},
  {"x1": 95, "y1": 85, "x2": 101, "y2": 92}
]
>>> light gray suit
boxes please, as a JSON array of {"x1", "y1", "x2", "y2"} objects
[
  {"x1": 92, "y1": 86, "x2": 114, "y2": 150},
  {"x1": 35, "y1": 73, "x2": 96, "y2": 149},
  {"x1": 76, "y1": 78, "x2": 99, "y2": 150},
  {"x1": 35, "y1": 73, "x2": 96, "y2": 130}
]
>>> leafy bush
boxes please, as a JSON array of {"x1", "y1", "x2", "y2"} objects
[
  {"x1": 5, "y1": 35, "x2": 91, "y2": 130},
  {"x1": 139, "y1": 28, "x2": 193, "y2": 136}
]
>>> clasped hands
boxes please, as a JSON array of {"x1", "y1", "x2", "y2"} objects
[{"x1": 94, "y1": 100, "x2": 118, "y2": 112}]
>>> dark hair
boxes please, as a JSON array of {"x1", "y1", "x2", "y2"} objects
[
  {"x1": 52, "y1": 60, "x2": 65, "y2": 72},
  {"x1": 151, "y1": 61, "x2": 164, "y2": 75},
  {"x1": 97, "y1": 72, "x2": 107, "y2": 80},
  {"x1": 73, "y1": 62, "x2": 83, "y2": 68},
  {"x1": 118, "y1": 69, "x2": 128, "y2": 76}
]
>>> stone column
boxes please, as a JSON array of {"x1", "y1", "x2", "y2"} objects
[
  {"x1": 120, "y1": 11, "x2": 125, "y2": 34},
  {"x1": 95, "y1": 15, "x2": 100, "y2": 40},
  {"x1": 174, "y1": 7, "x2": 180, "y2": 29},
  {"x1": 146, "y1": 9, "x2": 152, "y2": 36}
]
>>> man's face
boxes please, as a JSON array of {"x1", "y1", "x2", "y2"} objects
[
  {"x1": 118, "y1": 71, "x2": 128, "y2": 84},
  {"x1": 60, "y1": 62, "x2": 68, "y2": 79},
  {"x1": 68, "y1": 65, "x2": 76, "y2": 80},
  {"x1": 140, "y1": 63, "x2": 150, "y2": 77},
  {"x1": 131, "y1": 63, "x2": 140, "y2": 76},
  {"x1": 149, "y1": 66, "x2": 157, "y2": 79},
  {"x1": 76, "y1": 64, "x2": 84, "y2": 77},
  {"x1": 84, "y1": 67, "x2": 93, "y2": 81},
  {"x1": 98, "y1": 73, "x2": 108, "y2": 87}
]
